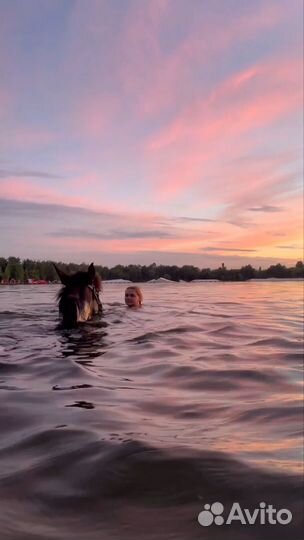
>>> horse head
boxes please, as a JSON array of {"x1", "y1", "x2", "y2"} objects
[{"x1": 54, "y1": 263, "x2": 102, "y2": 327}]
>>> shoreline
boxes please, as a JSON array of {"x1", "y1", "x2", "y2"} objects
[{"x1": 1, "y1": 277, "x2": 303, "y2": 286}]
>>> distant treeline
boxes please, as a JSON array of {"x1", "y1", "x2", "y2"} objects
[{"x1": 0, "y1": 256, "x2": 303, "y2": 283}]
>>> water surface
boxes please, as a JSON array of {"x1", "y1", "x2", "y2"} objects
[{"x1": 0, "y1": 281, "x2": 303, "y2": 539}]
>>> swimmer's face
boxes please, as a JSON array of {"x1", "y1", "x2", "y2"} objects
[{"x1": 125, "y1": 288, "x2": 141, "y2": 308}]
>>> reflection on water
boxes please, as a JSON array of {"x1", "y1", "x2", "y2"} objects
[
  {"x1": 0, "y1": 281, "x2": 303, "y2": 540},
  {"x1": 58, "y1": 320, "x2": 108, "y2": 362},
  {"x1": 65, "y1": 400, "x2": 95, "y2": 409}
]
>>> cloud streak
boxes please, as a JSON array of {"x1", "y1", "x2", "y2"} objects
[
  {"x1": 48, "y1": 228, "x2": 174, "y2": 240},
  {"x1": 0, "y1": 168, "x2": 63, "y2": 179},
  {"x1": 202, "y1": 247, "x2": 257, "y2": 253},
  {"x1": 248, "y1": 205, "x2": 283, "y2": 213}
]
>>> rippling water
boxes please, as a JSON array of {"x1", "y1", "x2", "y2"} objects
[{"x1": 0, "y1": 281, "x2": 303, "y2": 539}]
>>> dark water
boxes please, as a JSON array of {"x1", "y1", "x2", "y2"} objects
[{"x1": 0, "y1": 281, "x2": 303, "y2": 540}]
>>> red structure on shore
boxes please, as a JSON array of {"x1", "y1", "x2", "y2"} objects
[{"x1": 0, "y1": 279, "x2": 51, "y2": 285}]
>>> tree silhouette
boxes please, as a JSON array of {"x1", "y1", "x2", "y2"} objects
[{"x1": 0, "y1": 256, "x2": 303, "y2": 283}]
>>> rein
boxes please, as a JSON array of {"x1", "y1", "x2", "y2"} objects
[{"x1": 88, "y1": 284, "x2": 103, "y2": 313}]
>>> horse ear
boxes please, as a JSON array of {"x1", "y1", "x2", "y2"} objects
[
  {"x1": 88, "y1": 263, "x2": 96, "y2": 284},
  {"x1": 53, "y1": 263, "x2": 69, "y2": 285}
]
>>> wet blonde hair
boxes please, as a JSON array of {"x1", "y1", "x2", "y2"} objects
[{"x1": 125, "y1": 286, "x2": 143, "y2": 305}]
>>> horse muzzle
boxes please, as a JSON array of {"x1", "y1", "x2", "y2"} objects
[{"x1": 60, "y1": 297, "x2": 80, "y2": 327}]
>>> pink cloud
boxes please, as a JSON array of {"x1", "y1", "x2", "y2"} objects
[
  {"x1": 46, "y1": 233, "x2": 205, "y2": 256},
  {"x1": 216, "y1": 196, "x2": 302, "y2": 255},
  {"x1": 2, "y1": 178, "x2": 300, "y2": 263},
  {"x1": 144, "y1": 51, "x2": 301, "y2": 202},
  {"x1": 44, "y1": 205, "x2": 301, "y2": 262},
  {"x1": 116, "y1": 0, "x2": 292, "y2": 119},
  {"x1": 0, "y1": 179, "x2": 86, "y2": 207},
  {"x1": 0, "y1": 176, "x2": 176, "y2": 224},
  {"x1": 148, "y1": 51, "x2": 300, "y2": 149}
]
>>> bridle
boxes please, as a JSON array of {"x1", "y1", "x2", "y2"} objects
[{"x1": 88, "y1": 284, "x2": 103, "y2": 313}]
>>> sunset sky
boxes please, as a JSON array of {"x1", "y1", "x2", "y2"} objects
[{"x1": 0, "y1": 0, "x2": 302, "y2": 268}]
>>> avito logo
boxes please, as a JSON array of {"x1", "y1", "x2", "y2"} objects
[{"x1": 198, "y1": 501, "x2": 292, "y2": 527}]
